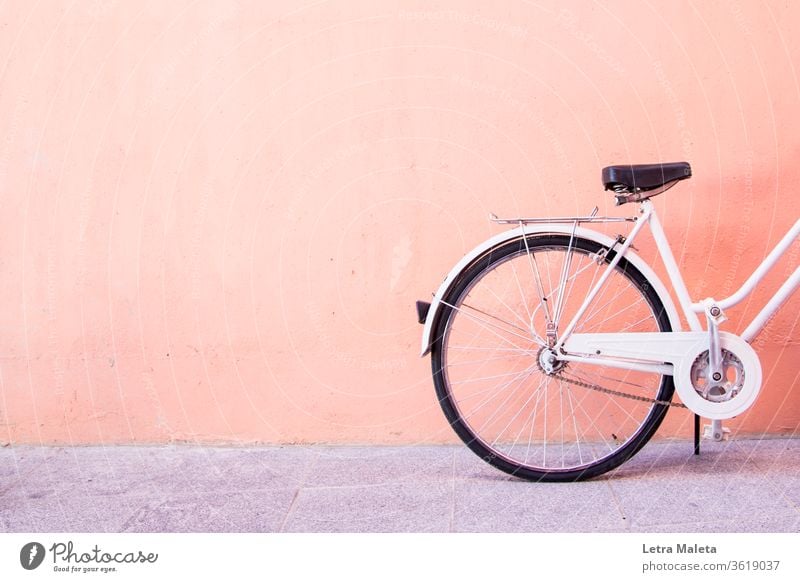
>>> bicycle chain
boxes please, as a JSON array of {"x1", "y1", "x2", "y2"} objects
[{"x1": 553, "y1": 372, "x2": 687, "y2": 408}]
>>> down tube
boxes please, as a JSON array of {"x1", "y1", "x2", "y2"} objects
[{"x1": 742, "y1": 264, "x2": 800, "y2": 342}]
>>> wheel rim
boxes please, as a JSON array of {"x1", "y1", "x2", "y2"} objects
[{"x1": 435, "y1": 237, "x2": 671, "y2": 477}]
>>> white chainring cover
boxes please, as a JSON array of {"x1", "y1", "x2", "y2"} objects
[{"x1": 673, "y1": 333, "x2": 762, "y2": 419}]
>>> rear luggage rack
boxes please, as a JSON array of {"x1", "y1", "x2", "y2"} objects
[{"x1": 488, "y1": 207, "x2": 636, "y2": 225}]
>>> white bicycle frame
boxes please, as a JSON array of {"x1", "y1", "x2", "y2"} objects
[
  {"x1": 419, "y1": 197, "x2": 800, "y2": 419},
  {"x1": 557, "y1": 199, "x2": 800, "y2": 359},
  {"x1": 551, "y1": 199, "x2": 800, "y2": 419}
]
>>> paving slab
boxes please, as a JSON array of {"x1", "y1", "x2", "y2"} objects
[
  {"x1": 301, "y1": 445, "x2": 455, "y2": 488},
  {"x1": 452, "y1": 478, "x2": 624, "y2": 532},
  {"x1": 0, "y1": 439, "x2": 798, "y2": 533},
  {"x1": 606, "y1": 439, "x2": 800, "y2": 532},
  {"x1": 0, "y1": 491, "x2": 148, "y2": 532},
  {"x1": 283, "y1": 481, "x2": 453, "y2": 533},
  {"x1": 1, "y1": 445, "x2": 315, "y2": 501},
  {"x1": 119, "y1": 489, "x2": 298, "y2": 533}
]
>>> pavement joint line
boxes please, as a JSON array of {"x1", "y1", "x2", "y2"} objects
[
  {"x1": 278, "y1": 488, "x2": 302, "y2": 533},
  {"x1": 448, "y1": 448, "x2": 456, "y2": 533},
  {"x1": 277, "y1": 449, "x2": 319, "y2": 532},
  {"x1": 604, "y1": 478, "x2": 629, "y2": 529}
]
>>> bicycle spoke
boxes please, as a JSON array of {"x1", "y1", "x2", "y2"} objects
[
  {"x1": 581, "y1": 295, "x2": 645, "y2": 332},
  {"x1": 445, "y1": 354, "x2": 532, "y2": 367},
  {"x1": 449, "y1": 368, "x2": 539, "y2": 386},
  {"x1": 616, "y1": 313, "x2": 655, "y2": 333},
  {"x1": 460, "y1": 301, "x2": 532, "y2": 336},
  {"x1": 563, "y1": 369, "x2": 651, "y2": 427},
  {"x1": 484, "y1": 280, "x2": 535, "y2": 332},
  {"x1": 468, "y1": 369, "x2": 539, "y2": 431},
  {"x1": 542, "y1": 374, "x2": 548, "y2": 466},
  {"x1": 559, "y1": 377, "x2": 564, "y2": 467},
  {"x1": 556, "y1": 379, "x2": 617, "y2": 453},
  {"x1": 447, "y1": 345, "x2": 535, "y2": 353},
  {"x1": 440, "y1": 298, "x2": 540, "y2": 351},
  {"x1": 489, "y1": 376, "x2": 549, "y2": 448},
  {"x1": 457, "y1": 365, "x2": 537, "y2": 415},
  {"x1": 504, "y1": 382, "x2": 547, "y2": 461},
  {"x1": 509, "y1": 259, "x2": 535, "y2": 324},
  {"x1": 523, "y1": 382, "x2": 545, "y2": 465},
  {"x1": 576, "y1": 278, "x2": 636, "y2": 332},
  {"x1": 563, "y1": 380, "x2": 584, "y2": 465}
]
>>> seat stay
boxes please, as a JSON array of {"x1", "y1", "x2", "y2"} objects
[
  {"x1": 553, "y1": 201, "x2": 655, "y2": 349},
  {"x1": 553, "y1": 199, "x2": 704, "y2": 350}
]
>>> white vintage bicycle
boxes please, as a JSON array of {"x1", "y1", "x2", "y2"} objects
[{"x1": 417, "y1": 162, "x2": 800, "y2": 481}]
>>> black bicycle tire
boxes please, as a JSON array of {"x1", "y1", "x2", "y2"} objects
[{"x1": 430, "y1": 234, "x2": 675, "y2": 482}]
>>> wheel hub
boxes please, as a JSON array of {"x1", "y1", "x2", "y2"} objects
[{"x1": 537, "y1": 347, "x2": 566, "y2": 375}]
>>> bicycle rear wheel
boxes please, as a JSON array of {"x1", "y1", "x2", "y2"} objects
[{"x1": 431, "y1": 234, "x2": 674, "y2": 481}]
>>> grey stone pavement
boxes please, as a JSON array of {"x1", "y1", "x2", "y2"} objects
[{"x1": 1, "y1": 437, "x2": 799, "y2": 533}]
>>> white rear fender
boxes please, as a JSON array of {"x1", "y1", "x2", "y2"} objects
[{"x1": 419, "y1": 224, "x2": 683, "y2": 356}]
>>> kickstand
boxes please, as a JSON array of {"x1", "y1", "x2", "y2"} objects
[{"x1": 694, "y1": 414, "x2": 700, "y2": 455}]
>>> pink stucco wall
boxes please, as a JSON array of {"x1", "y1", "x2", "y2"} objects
[{"x1": 1, "y1": 0, "x2": 799, "y2": 445}]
